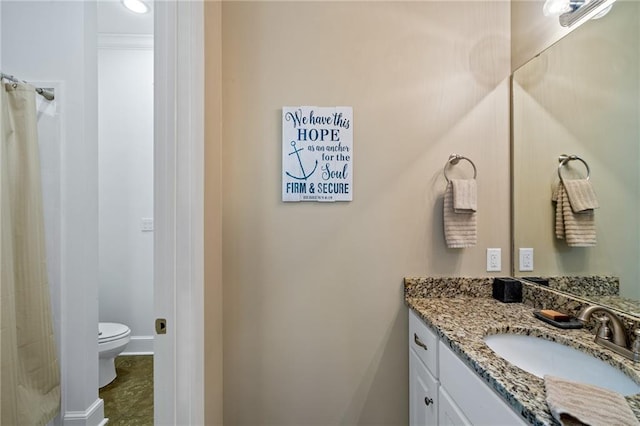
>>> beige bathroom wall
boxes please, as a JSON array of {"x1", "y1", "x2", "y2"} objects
[
  {"x1": 511, "y1": 0, "x2": 574, "y2": 70},
  {"x1": 219, "y1": 2, "x2": 510, "y2": 424},
  {"x1": 511, "y1": 0, "x2": 630, "y2": 71},
  {"x1": 205, "y1": 2, "x2": 224, "y2": 425}
]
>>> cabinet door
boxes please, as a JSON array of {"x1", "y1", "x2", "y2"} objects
[
  {"x1": 439, "y1": 341, "x2": 527, "y2": 425},
  {"x1": 438, "y1": 387, "x2": 471, "y2": 426},
  {"x1": 410, "y1": 349, "x2": 438, "y2": 426}
]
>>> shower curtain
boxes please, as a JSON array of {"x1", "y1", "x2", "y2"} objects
[{"x1": 0, "y1": 81, "x2": 60, "y2": 425}]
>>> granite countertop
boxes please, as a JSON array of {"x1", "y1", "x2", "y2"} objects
[{"x1": 406, "y1": 296, "x2": 640, "y2": 425}]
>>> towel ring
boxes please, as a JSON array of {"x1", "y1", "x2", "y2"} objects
[
  {"x1": 558, "y1": 154, "x2": 590, "y2": 182},
  {"x1": 444, "y1": 154, "x2": 477, "y2": 183}
]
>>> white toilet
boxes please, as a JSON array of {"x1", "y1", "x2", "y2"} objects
[{"x1": 98, "y1": 322, "x2": 131, "y2": 388}]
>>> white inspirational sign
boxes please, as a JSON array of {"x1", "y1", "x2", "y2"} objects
[{"x1": 282, "y1": 106, "x2": 353, "y2": 202}]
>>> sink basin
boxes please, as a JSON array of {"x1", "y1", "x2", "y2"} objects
[{"x1": 484, "y1": 334, "x2": 640, "y2": 396}]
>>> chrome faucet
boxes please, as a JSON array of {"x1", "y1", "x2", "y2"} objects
[{"x1": 577, "y1": 305, "x2": 640, "y2": 362}]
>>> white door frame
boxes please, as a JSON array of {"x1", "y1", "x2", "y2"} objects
[{"x1": 154, "y1": 1, "x2": 205, "y2": 424}]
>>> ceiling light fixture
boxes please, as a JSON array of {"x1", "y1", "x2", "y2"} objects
[{"x1": 122, "y1": 0, "x2": 150, "y2": 14}]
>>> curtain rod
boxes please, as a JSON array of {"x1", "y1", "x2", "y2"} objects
[{"x1": 1, "y1": 72, "x2": 55, "y2": 101}]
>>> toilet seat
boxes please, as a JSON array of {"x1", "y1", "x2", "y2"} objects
[{"x1": 99, "y1": 322, "x2": 131, "y2": 344}]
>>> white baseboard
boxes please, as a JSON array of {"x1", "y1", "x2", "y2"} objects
[
  {"x1": 63, "y1": 398, "x2": 105, "y2": 426},
  {"x1": 122, "y1": 335, "x2": 154, "y2": 355}
]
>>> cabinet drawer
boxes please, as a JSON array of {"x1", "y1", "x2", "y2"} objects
[
  {"x1": 409, "y1": 309, "x2": 438, "y2": 376},
  {"x1": 439, "y1": 341, "x2": 527, "y2": 425}
]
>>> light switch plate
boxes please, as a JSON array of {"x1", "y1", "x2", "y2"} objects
[{"x1": 141, "y1": 217, "x2": 154, "y2": 232}]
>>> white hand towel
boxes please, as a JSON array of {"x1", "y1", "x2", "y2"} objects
[
  {"x1": 553, "y1": 183, "x2": 597, "y2": 247},
  {"x1": 545, "y1": 375, "x2": 639, "y2": 426},
  {"x1": 451, "y1": 179, "x2": 477, "y2": 212},
  {"x1": 444, "y1": 181, "x2": 477, "y2": 248}
]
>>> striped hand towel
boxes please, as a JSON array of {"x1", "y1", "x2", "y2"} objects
[
  {"x1": 444, "y1": 181, "x2": 476, "y2": 248},
  {"x1": 545, "y1": 375, "x2": 639, "y2": 426},
  {"x1": 553, "y1": 183, "x2": 596, "y2": 247},
  {"x1": 451, "y1": 179, "x2": 477, "y2": 212},
  {"x1": 563, "y1": 178, "x2": 599, "y2": 212}
]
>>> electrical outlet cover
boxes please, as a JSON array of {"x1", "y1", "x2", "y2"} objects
[
  {"x1": 487, "y1": 248, "x2": 501, "y2": 272},
  {"x1": 519, "y1": 248, "x2": 534, "y2": 272}
]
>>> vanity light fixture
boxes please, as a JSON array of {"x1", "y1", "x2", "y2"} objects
[
  {"x1": 122, "y1": 0, "x2": 150, "y2": 14},
  {"x1": 543, "y1": 0, "x2": 616, "y2": 27},
  {"x1": 543, "y1": 0, "x2": 583, "y2": 17}
]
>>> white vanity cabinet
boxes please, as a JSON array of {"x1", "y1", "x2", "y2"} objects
[
  {"x1": 438, "y1": 386, "x2": 471, "y2": 426},
  {"x1": 409, "y1": 309, "x2": 527, "y2": 426},
  {"x1": 409, "y1": 308, "x2": 439, "y2": 425}
]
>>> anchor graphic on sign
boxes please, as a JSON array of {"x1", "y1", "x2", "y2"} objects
[{"x1": 286, "y1": 140, "x2": 318, "y2": 180}]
